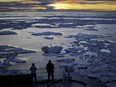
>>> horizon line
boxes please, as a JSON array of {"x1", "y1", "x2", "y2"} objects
[{"x1": 0, "y1": 9, "x2": 116, "y2": 12}]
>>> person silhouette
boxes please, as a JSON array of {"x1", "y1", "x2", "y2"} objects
[
  {"x1": 30, "y1": 63, "x2": 37, "y2": 82},
  {"x1": 46, "y1": 60, "x2": 54, "y2": 81}
]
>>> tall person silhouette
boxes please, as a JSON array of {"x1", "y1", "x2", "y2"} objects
[{"x1": 46, "y1": 60, "x2": 54, "y2": 81}]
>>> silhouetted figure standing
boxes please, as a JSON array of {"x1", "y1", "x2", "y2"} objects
[
  {"x1": 46, "y1": 60, "x2": 54, "y2": 81},
  {"x1": 30, "y1": 63, "x2": 37, "y2": 82}
]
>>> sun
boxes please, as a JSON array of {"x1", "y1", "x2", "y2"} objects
[{"x1": 48, "y1": 4, "x2": 70, "y2": 9}]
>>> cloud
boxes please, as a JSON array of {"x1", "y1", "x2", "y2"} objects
[
  {"x1": 0, "y1": 0, "x2": 116, "y2": 11},
  {"x1": 0, "y1": 0, "x2": 24, "y2": 2},
  {"x1": 0, "y1": 0, "x2": 47, "y2": 11}
]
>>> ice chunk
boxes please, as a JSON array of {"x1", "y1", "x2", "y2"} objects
[
  {"x1": 0, "y1": 63, "x2": 11, "y2": 68},
  {"x1": 87, "y1": 74, "x2": 97, "y2": 78},
  {"x1": 65, "y1": 47, "x2": 84, "y2": 53},
  {"x1": 101, "y1": 49, "x2": 111, "y2": 53},
  {"x1": 41, "y1": 46, "x2": 63, "y2": 53},
  {"x1": 11, "y1": 58, "x2": 26, "y2": 63},
  {"x1": 0, "y1": 31, "x2": 17, "y2": 35},
  {"x1": 99, "y1": 75, "x2": 111, "y2": 83},
  {"x1": 57, "y1": 58, "x2": 75, "y2": 63},
  {"x1": 32, "y1": 31, "x2": 62, "y2": 36},
  {"x1": 67, "y1": 33, "x2": 103, "y2": 40},
  {"x1": 44, "y1": 36, "x2": 54, "y2": 40},
  {"x1": 105, "y1": 82, "x2": 116, "y2": 87}
]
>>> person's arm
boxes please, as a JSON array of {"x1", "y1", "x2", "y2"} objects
[
  {"x1": 46, "y1": 64, "x2": 48, "y2": 69},
  {"x1": 53, "y1": 64, "x2": 54, "y2": 69},
  {"x1": 30, "y1": 67, "x2": 32, "y2": 70},
  {"x1": 35, "y1": 67, "x2": 37, "y2": 71}
]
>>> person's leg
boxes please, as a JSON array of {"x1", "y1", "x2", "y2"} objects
[
  {"x1": 48, "y1": 72, "x2": 50, "y2": 81},
  {"x1": 31, "y1": 74, "x2": 34, "y2": 82},
  {"x1": 34, "y1": 73, "x2": 37, "y2": 82},
  {"x1": 51, "y1": 71, "x2": 54, "y2": 80}
]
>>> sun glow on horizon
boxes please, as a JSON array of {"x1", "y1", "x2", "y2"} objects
[{"x1": 48, "y1": 3, "x2": 116, "y2": 11}]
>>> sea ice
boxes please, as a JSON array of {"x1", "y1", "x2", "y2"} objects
[
  {"x1": 0, "y1": 45, "x2": 36, "y2": 67},
  {"x1": 0, "y1": 31, "x2": 17, "y2": 35},
  {"x1": 44, "y1": 36, "x2": 54, "y2": 40},
  {"x1": 0, "y1": 63, "x2": 10, "y2": 68},
  {"x1": 57, "y1": 58, "x2": 75, "y2": 63},
  {"x1": 100, "y1": 49, "x2": 111, "y2": 53},
  {"x1": 106, "y1": 84, "x2": 116, "y2": 87},
  {"x1": 66, "y1": 33, "x2": 103, "y2": 41},
  {"x1": 65, "y1": 47, "x2": 84, "y2": 53},
  {"x1": 31, "y1": 31, "x2": 63, "y2": 36},
  {"x1": 11, "y1": 58, "x2": 26, "y2": 63},
  {"x1": 41, "y1": 46, "x2": 63, "y2": 53}
]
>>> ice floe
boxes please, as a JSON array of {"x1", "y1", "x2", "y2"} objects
[
  {"x1": 0, "y1": 45, "x2": 36, "y2": 68},
  {"x1": 83, "y1": 25, "x2": 98, "y2": 31},
  {"x1": 44, "y1": 36, "x2": 54, "y2": 40},
  {"x1": 66, "y1": 33, "x2": 103, "y2": 41},
  {"x1": 100, "y1": 49, "x2": 111, "y2": 53},
  {"x1": 11, "y1": 58, "x2": 26, "y2": 63},
  {"x1": 61, "y1": 39, "x2": 116, "y2": 86},
  {"x1": 41, "y1": 46, "x2": 63, "y2": 53},
  {"x1": 65, "y1": 47, "x2": 84, "y2": 53},
  {"x1": 31, "y1": 31, "x2": 63, "y2": 36},
  {"x1": 0, "y1": 31, "x2": 17, "y2": 35},
  {"x1": 57, "y1": 58, "x2": 75, "y2": 63}
]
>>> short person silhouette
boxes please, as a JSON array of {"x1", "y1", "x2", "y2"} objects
[{"x1": 30, "y1": 63, "x2": 37, "y2": 82}]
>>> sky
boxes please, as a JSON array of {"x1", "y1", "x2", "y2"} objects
[{"x1": 0, "y1": 0, "x2": 116, "y2": 11}]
